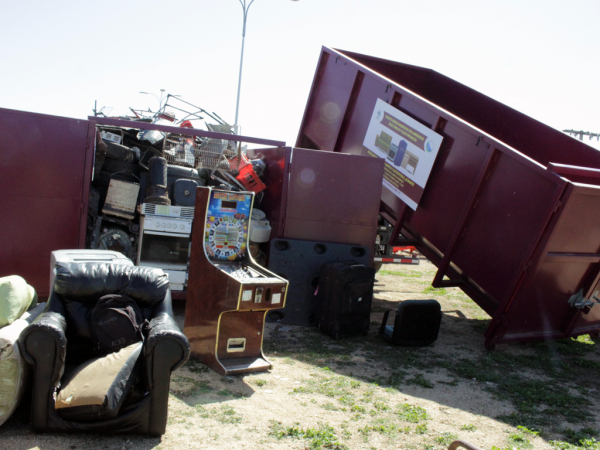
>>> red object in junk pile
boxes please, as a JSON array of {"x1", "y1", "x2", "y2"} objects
[
  {"x1": 227, "y1": 152, "x2": 266, "y2": 193},
  {"x1": 236, "y1": 162, "x2": 266, "y2": 193},
  {"x1": 234, "y1": 152, "x2": 252, "y2": 170}
]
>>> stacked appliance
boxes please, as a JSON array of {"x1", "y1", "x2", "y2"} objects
[{"x1": 137, "y1": 203, "x2": 194, "y2": 292}]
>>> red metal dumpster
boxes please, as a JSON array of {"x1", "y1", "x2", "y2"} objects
[
  {"x1": 296, "y1": 47, "x2": 600, "y2": 347},
  {"x1": 0, "y1": 108, "x2": 95, "y2": 297},
  {"x1": 0, "y1": 109, "x2": 284, "y2": 298}
]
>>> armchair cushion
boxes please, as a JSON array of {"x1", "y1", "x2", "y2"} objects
[{"x1": 56, "y1": 342, "x2": 143, "y2": 422}]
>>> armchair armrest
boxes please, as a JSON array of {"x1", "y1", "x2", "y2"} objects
[
  {"x1": 143, "y1": 308, "x2": 190, "y2": 436},
  {"x1": 18, "y1": 310, "x2": 68, "y2": 433},
  {"x1": 143, "y1": 290, "x2": 190, "y2": 375},
  {"x1": 18, "y1": 311, "x2": 67, "y2": 383},
  {"x1": 145, "y1": 312, "x2": 190, "y2": 376}
]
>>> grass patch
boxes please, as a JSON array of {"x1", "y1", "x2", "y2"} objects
[
  {"x1": 217, "y1": 388, "x2": 245, "y2": 398},
  {"x1": 441, "y1": 347, "x2": 595, "y2": 430},
  {"x1": 359, "y1": 418, "x2": 407, "y2": 441},
  {"x1": 435, "y1": 432, "x2": 458, "y2": 446},
  {"x1": 517, "y1": 425, "x2": 540, "y2": 436},
  {"x1": 423, "y1": 285, "x2": 449, "y2": 295},
  {"x1": 351, "y1": 404, "x2": 366, "y2": 414},
  {"x1": 508, "y1": 431, "x2": 533, "y2": 449},
  {"x1": 550, "y1": 439, "x2": 600, "y2": 450},
  {"x1": 372, "y1": 401, "x2": 390, "y2": 412},
  {"x1": 561, "y1": 428, "x2": 599, "y2": 445},
  {"x1": 322, "y1": 402, "x2": 340, "y2": 411},
  {"x1": 290, "y1": 376, "x2": 361, "y2": 398},
  {"x1": 339, "y1": 394, "x2": 355, "y2": 406},
  {"x1": 215, "y1": 405, "x2": 242, "y2": 424},
  {"x1": 186, "y1": 360, "x2": 209, "y2": 374},
  {"x1": 494, "y1": 378, "x2": 590, "y2": 424},
  {"x1": 269, "y1": 421, "x2": 348, "y2": 450},
  {"x1": 172, "y1": 376, "x2": 213, "y2": 396},
  {"x1": 396, "y1": 403, "x2": 429, "y2": 423},
  {"x1": 405, "y1": 373, "x2": 434, "y2": 389},
  {"x1": 415, "y1": 423, "x2": 428, "y2": 434},
  {"x1": 194, "y1": 404, "x2": 210, "y2": 418},
  {"x1": 379, "y1": 270, "x2": 422, "y2": 277}
]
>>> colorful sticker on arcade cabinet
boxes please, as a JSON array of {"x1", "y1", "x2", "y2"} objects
[{"x1": 205, "y1": 191, "x2": 252, "y2": 261}]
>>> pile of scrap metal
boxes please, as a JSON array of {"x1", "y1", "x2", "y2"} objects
[{"x1": 87, "y1": 96, "x2": 268, "y2": 290}]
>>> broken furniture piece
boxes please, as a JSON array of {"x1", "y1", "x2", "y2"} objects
[
  {"x1": 18, "y1": 262, "x2": 190, "y2": 435},
  {"x1": 185, "y1": 187, "x2": 288, "y2": 375},
  {"x1": 379, "y1": 299, "x2": 441, "y2": 346}
]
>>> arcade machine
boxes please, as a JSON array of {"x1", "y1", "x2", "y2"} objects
[{"x1": 184, "y1": 187, "x2": 288, "y2": 375}]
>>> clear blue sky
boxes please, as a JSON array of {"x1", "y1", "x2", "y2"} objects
[{"x1": 1, "y1": 0, "x2": 599, "y2": 150}]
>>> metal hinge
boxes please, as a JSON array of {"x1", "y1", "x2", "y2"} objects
[
  {"x1": 568, "y1": 289, "x2": 600, "y2": 313},
  {"x1": 553, "y1": 200, "x2": 562, "y2": 213},
  {"x1": 522, "y1": 260, "x2": 533, "y2": 273}
]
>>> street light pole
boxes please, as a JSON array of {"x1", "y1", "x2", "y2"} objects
[
  {"x1": 233, "y1": 0, "x2": 254, "y2": 135},
  {"x1": 140, "y1": 89, "x2": 166, "y2": 113},
  {"x1": 233, "y1": 0, "x2": 298, "y2": 135}
]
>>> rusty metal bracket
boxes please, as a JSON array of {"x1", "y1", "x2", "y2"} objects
[
  {"x1": 569, "y1": 289, "x2": 600, "y2": 313},
  {"x1": 448, "y1": 440, "x2": 484, "y2": 450}
]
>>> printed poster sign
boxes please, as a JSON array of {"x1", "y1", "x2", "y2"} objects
[{"x1": 362, "y1": 98, "x2": 443, "y2": 210}]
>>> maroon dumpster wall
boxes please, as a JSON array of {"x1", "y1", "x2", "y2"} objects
[
  {"x1": 0, "y1": 108, "x2": 94, "y2": 297},
  {"x1": 248, "y1": 147, "x2": 384, "y2": 256},
  {"x1": 296, "y1": 47, "x2": 600, "y2": 347}
]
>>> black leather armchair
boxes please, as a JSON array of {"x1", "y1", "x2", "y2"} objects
[{"x1": 18, "y1": 262, "x2": 190, "y2": 436}]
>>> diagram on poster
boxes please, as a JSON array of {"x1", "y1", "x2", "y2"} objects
[{"x1": 362, "y1": 98, "x2": 443, "y2": 210}]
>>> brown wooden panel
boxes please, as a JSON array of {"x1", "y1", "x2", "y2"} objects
[{"x1": 217, "y1": 311, "x2": 265, "y2": 360}]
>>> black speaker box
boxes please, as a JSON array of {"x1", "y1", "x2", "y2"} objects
[
  {"x1": 316, "y1": 260, "x2": 375, "y2": 339},
  {"x1": 379, "y1": 299, "x2": 441, "y2": 346}
]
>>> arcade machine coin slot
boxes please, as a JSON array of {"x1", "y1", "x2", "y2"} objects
[
  {"x1": 184, "y1": 186, "x2": 289, "y2": 375},
  {"x1": 227, "y1": 338, "x2": 246, "y2": 352}
]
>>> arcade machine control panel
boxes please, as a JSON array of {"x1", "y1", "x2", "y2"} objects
[{"x1": 184, "y1": 187, "x2": 288, "y2": 375}]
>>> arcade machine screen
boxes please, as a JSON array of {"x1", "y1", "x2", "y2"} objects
[{"x1": 204, "y1": 190, "x2": 260, "y2": 278}]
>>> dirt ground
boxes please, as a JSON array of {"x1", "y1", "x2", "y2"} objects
[{"x1": 1, "y1": 258, "x2": 598, "y2": 450}]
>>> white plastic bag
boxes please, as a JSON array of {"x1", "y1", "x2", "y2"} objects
[{"x1": 0, "y1": 302, "x2": 46, "y2": 426}]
